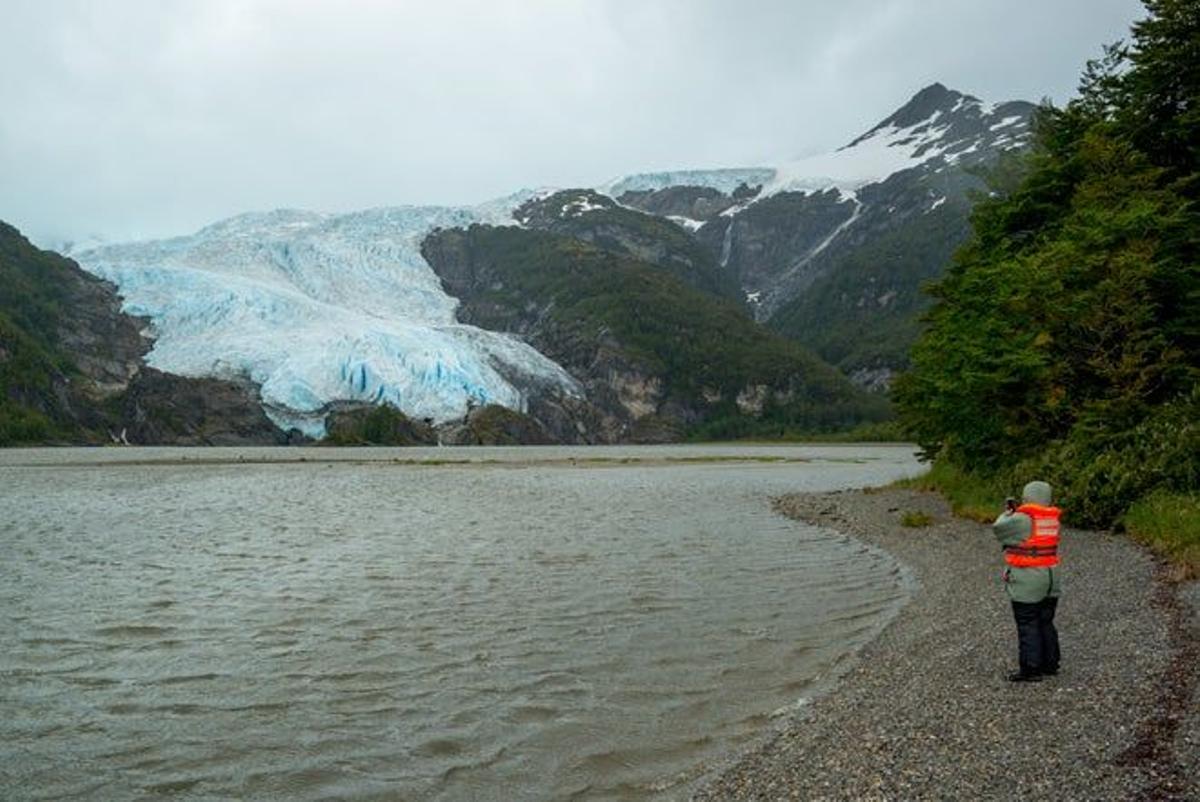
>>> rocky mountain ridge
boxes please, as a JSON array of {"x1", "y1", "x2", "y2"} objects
[
  {"x1": 603, "y1": 83, "x2": 1036, "y2": 383},
  {"x1": 5, "y1": 83, "x2": 1036, "y2": 444},
  {"x1": 420, "y1": 224, "x2": 885, "y2": 442}
]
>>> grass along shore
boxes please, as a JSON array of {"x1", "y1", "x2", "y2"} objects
[{"x1": 897, "y1": 461, "x2": 1200, "y2": 582}]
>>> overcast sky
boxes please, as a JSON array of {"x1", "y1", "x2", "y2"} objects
[{"x1": 1, "y1": 0, "x2": 1145, "y2": 245}]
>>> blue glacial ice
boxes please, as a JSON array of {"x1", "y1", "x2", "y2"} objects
[
  {"x1": 74, "y1": 196, "x2": 580, "y2": 438},
  {"x1": 598, "y1": 168, "x2": 777, "y2": 198}
]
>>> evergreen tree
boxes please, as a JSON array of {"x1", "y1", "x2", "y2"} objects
[{"x1": 894, "y1": 0, "x2": 1200, "y2": 525}]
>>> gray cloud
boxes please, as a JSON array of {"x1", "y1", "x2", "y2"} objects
[{"x1": 0, "y1": 0, "x2": 1145, "y2": 244}]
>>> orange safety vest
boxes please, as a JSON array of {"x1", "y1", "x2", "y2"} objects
[{"x1": 1004, "y1": 503, "x2": 1061, "y2": 568}]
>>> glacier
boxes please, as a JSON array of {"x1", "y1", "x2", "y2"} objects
[
  {"x1": 69, "y1": 85, "x2": 1031, "y2": 441},
  {"x1": 74, "y1": 196, "x2": 581, "y2": 438},
  {"x1": 599, "y1": 168, "x2": 776, "y2": 198}
]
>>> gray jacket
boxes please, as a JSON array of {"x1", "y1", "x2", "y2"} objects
[{"x1": 992, "y1": 481, "x2": 1061, "y2": 603}]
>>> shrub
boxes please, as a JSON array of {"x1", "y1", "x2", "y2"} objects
[
  {"x1": 900, "y1": 511, "x2": 934, "y2": 527},
  {"x1": 895, "y1": 461, "x2": 1005, "y2": 523},
  {"x1": 1122, "y1": 492, "x2": 1200, "y2": 582}
]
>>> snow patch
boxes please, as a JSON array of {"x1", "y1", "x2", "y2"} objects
[
  {"x1": 989, "y1": 115, "x2": 1024, "y2": 131},
  {"x1": 762, "y1": 117, "x2": 953, "y2": 198},
  {"x1": 945, "y1": 141, "x2": 981, "y2": 163},
  {"x1": 666, "y1": 215, "x2": 705, "y2": 232},
  {"x1": 561, "y1": 197, "x2": 608, "y2": 218}
]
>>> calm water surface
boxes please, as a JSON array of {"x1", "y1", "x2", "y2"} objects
[{"x1": 0, "y1": 445, "x2": 920, "y2": 800}]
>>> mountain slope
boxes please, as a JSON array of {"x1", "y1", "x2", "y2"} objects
[
  {"x1": 606, "y1": 83, "x2": 1037, "y2": 383},
  {"x1": 765, "y1": 194, "x2": 975, "y2": 387},
  {"x1": 513, "y1": 189, "x2": 742, "y2": 301},
  {"x1": 0, "y1": 221, "x2": 289, "y2": 445},
  {"x1": 48, "y1": 82, "x2": 1034, "y2": 439},
  {"x1": 421, "y1": 224, "x2": 887, "y2": 440}
]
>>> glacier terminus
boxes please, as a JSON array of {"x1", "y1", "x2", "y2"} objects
[{"x1": 75, "y1": 197, "x2": 581, "y2": 438}]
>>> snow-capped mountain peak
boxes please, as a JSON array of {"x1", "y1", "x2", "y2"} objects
[
  {"x1": 598, "y1": 83, "x2": 1037, "y2": 324},
  {"x1": 601, "y1": 83, "x2": 1035, "y2": 204},
  {"x1": 763, "y1": 83, "x2": 1034, "y2": 198},
  {"x1": 69, "y1": 84, "x2": 1036, "y2": 438},
  {"x1": 844, "y1": 82, "x2": 975, "y2": 145}
]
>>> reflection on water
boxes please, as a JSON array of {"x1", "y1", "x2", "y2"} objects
[{"x1": 0, "y1": 445, "x2": 919, "y2": 800}]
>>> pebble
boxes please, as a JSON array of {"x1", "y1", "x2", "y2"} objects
[{"x1": 691, "y1": 488, "x2": 1199, "y2": 801}]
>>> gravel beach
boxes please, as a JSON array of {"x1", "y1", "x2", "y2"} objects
[{"x1": 693, "y1": 487, "x2": 1199, "y2": 801}]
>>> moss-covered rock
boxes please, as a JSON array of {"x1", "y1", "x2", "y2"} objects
[
  {"x1": 438, "y1": 404, "x2": 553, "y2": 446},
  {"x1": 324, "y1": 403, "x2": 437, "y2": 446}
]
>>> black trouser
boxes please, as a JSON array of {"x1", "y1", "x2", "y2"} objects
[{"x1": 1011, "y1": 596, "x2": 1060, "y2": 675}]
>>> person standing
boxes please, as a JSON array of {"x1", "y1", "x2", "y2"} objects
[{"x1": 993, "y1": 480, "x2": 1061, "y2": 682}]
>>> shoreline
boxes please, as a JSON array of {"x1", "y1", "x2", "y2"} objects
[
  {"x1": 693, "y1": 487, "x2": 1198, "y2": 800},
  {"x1": 0, "y1": 442, "x2": 896, "y2": 469}
]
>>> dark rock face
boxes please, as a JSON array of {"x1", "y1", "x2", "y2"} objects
[
  {"x1": 617, "y1": 186, "x2": 735, "y2": 221},
  {"x1": 324, "y1": 403, "x2": 437, "y2": 446},
  {"x1": 617, "y1": 182, "x2": 763, "y2": 223},
  {"x1": 696, "y1": 189, "x2": 858, "y2": 306},
  {"x1": 437, "y1": 404, "x2": 555, "y2": 446},
  {"x1": 602, "y1": 84, "x2": 1038, "y2": 386},
  {"x1": 52, "y1": 268, "x2": 148, "y2": 398},
  {"x1": 118, "y1": 369, "x2": 295, "y2": 446},
  {"x1": 513, "y1": 189, "x2": 742, "y2": 302}
]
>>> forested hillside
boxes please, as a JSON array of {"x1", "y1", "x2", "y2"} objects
[
  {"x1": 423, "y1": 224, "x2": 889, "y2": 441},
  {"x1": 895, "y1": 0, "x2": 1198, "y2": 556}
]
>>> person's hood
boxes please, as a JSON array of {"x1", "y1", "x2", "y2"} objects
[{"x1": 1022, "y1": 481, "x2": 1053, "y2": 506}]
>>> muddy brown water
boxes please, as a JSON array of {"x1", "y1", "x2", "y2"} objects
[{"x1": 0, "y1": 445, "x2": 920, "y2": 800}]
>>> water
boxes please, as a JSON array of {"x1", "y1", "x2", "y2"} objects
[{"x1": 0, "y1": 444, "x2": 920, "y2": 800}]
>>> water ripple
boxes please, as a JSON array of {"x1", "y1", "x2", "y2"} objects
[{"x1": 0, "y1": 444, "x2": 919, "y2": 801}]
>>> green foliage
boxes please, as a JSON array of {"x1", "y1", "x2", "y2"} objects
[
  {"x1": 814, "y1": 418, "x2": 908, "y2": 443},
  {"x1": 324, "y1": 404, "x2": 435, "y2": 446},
  {"x1": 0, "y1": 226, "x2": 89, "y2": 444},
  {"x1": 900, "y1": 511, "x2": 934, "y2": 528},
  {"x1": 0, "y1": 223, "x2": 75, "y2": 353},
  {"x1": 688, "y1": 416, "x2": 906, "y2": 443},
  {"x1": 439, "y1": 225, "x2": 890, "y2": 435},
  {"x1": 1123, "y1": 491, "x2": 1200, "y2": 581},
  {"x1": 769, "y1": 202, "x2": 971, "y2": 373},
  {"x1": 1009, "y1": 386, "x2": 1200, "y2": 526},
  {"x1": 894, "y1": 1, "x2": 1200, "y2": 534},
  {"x1": 1119, "y1": 0, "x2": 1200, "y2": 182},
  {"x1": 894, "y1": 462, "x2": 1006, "y2": 523}
]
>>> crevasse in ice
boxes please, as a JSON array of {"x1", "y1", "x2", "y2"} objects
[{"x1": 74, "y1": 195, "x2": 580, "y2": 438}]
